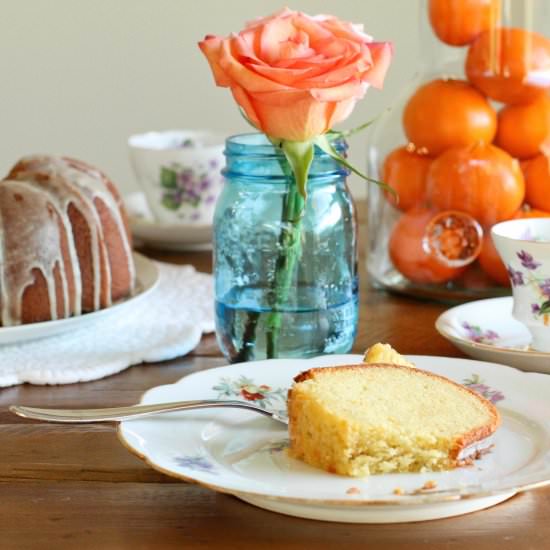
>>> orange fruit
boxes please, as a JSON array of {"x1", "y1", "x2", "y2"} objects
[
  {"x1": 478, "y1": 233, "x2": 509, "y2": 286},
  {"x1": 520, "y1": 159, "x2": 531, "y2": 179},
  {"x1": 424, "y1": 211, "x2": 483, "y2": 268},
  {"x1": 403, "y1": 79, "x2": 497, "y2": 156},
  {"x1": 382, "y1": 145, "x2": 432, "y2": 211},
  {"x1": 514, "y1": 205, "x2": 550, "y2": 219},
  {"x1": 466, "y1": 27, "x2": 550, "y2": 105},
  {"x1": 429, "y1": 0, "x2": 500, "y2": 47},
  {"x1": 495, "y1": 94, "x2": 550, "y2": 159},
  {"x1": 523, "y1": 153, "x2": 550, "y2": 211},
  {"x1": 389, "y1": 208, "x2": 466, "y2": 284},
  {"x1": 426, "y1": 143, "x2": 525, "y2": 226}
]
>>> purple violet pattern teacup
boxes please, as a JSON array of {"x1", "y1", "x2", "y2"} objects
[
  {"x1": 128, "y1": 130, "x2": 226, "y2": 225},
  {"x1": 492, "y1": 218, "x2": 550, "y2": 353}
]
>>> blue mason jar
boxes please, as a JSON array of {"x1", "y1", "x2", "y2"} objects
[{"x1": 214, "y1": 133, "x2": 358, "y2": 362}]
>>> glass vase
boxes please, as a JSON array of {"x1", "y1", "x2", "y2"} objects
[
  {"x1": 367, "y1": 0, "x2": 550, "y2": 303},
  {"x1": 214, "y1": 133, "x2": 358, "y2": 362}
]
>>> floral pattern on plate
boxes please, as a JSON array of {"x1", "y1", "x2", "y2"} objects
[
  {"x1": 212, "y1": 375, "x2": 287, "y2": 418},
  {"x1": 174, "y1": 454, "x2": 218, "y2": 474},
  {"x1": 463, "y1": 374, "x2": 505, "y2": 403},
  {"x1": 461, "y1": 322, "x2": 500, "y2": 345}
]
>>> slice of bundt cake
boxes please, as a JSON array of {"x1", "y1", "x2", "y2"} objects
[
  {"x1": 0, "y1": 155, "x2": 135, "y2": 326},
  {"x1": 288, "y1": 363, "x2": 500, "y2": 477}
]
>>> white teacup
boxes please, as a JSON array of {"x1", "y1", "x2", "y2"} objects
[
  {"x1": 128, "y1": 130, "x2": 226, "y2": 225},
  {"x1": 492, "y1": 218, "x2": 550, "y2": 352}
]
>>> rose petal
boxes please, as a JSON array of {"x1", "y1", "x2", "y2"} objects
[
  {"x1": 230, "y1": 86, "x2": 262, "y2": 127},
  {"x1": 218, "y1": 37, "x2": 290, "y2": 92},
  {"x1": 276, "y1": 54, "x2": 339, "y2": 69},
  {"x1": 259, "y1": 17, "x2": 296, "y2": 64},
  {"x1": 296, "y1": 59, "x2": 368, "y2": 89},
  {"x1": 198, "y1": 35, "x2": 231, "y2": 86},
  {"x1": 320, "y1": 17, "x2": 373, "y2": 43},
  {"x1": 248, "y1": 91, "x2": 333, "y2": 140},
  {"x1": 292, "y1": 13, "x2": 333, "y2": 44},
  {"x1": 362, "y1": 42, "x2": 393, "y2": 88},
  {"x1": 250, "y1": 64, "x2": 319, "y2": 87},
  {"x1": 327, "y1": 96, "x2": 360, "y2": 128},
  {"x1": 310, "y1": 80, "x2": 367, "y2": 102}
]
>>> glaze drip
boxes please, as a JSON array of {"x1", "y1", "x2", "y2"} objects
[{"x1": 0, "y1": 156, "x2": 135, "y2": 326}]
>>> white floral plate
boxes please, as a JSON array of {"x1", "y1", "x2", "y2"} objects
[
  {"x1": 118, "y1": 354, "x2": 550, "y2": 523},
  {"x1": 129, "y1": 217, "x2": 212, "y2": 251},
  {"x1": 0, "y1": 253, "x2": 159, "y2": 345},
  {"x1": 436, "y1": 297, "x2": 550, "y2": 374}
]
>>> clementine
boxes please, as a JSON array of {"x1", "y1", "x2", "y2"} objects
[
  {"x1": 466, "y1": 27, "x2": 550, "y2": 105},
  {"x1": 514, "y1": 205, "x2": 550, "y2": 219},
  {"x1": 426, "y1": 143, "x2": 525, "y2": 226},
  {"x1": 495, "y1": 94, "x2": 550, "y2": 159},
  {"x1": 523, "y1": 153, "x2": 550, "y2": 211},
  {"x1": 403, "y1": 79, "x2": 496, "y2": 156},
  {"x1": 428, "y1": 0, "x2": 500, "y2": 47},
  {"x1": 382, "y1": 145, "x2": 432, "y2": 211},
  {"x1": 424, "y1": 211, "x2": 483, "y2": 267},
  {"x1": 389, "y1": 208, "x2": 466, "y2": 284}
]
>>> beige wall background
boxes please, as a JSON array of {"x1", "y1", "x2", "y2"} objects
[{"x1": 0, "y1": 0, "x2": 420, "y2": 198}]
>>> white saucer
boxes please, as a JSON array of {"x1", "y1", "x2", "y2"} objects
[
  {"x1": 0, "y1": 253, "x2": 159, "y2": 346},
  {"x1": 436, "y1": 297, "x2": 550, "y2": 373},
  {"x1": 130, "y1": 217, "x2": 212, "y2": 251},
  {"x1": 118, "y1": 354, "x2": 550, "y2": 523}
]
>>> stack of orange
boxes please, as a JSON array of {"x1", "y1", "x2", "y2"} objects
[{"x1": 385, "y1": 0, "x2": 550, "y2": 287}]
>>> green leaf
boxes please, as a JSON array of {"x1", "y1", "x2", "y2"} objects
[
  {"x1": 539, "y1": 300, "x2": 550, "y2": 315},
  {"x1": 313, "y1": 134, "x2": 397, "y2": 200},
  {"x1": 160, "y1": 167, "x2": 177, "y2": 189},
  {"x1": 161, "y1": 195, "x2": 180, "y2": 210},
  {"x1": 326, "y1": 108, "x2": 391, "y2": 141},
  {"x1": 280, "y1": 140, "x2": 314, "y2": 200}
]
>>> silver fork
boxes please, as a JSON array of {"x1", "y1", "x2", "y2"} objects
[{"x1": 9, "y1": 400, "x2": 288, "y2": 424}]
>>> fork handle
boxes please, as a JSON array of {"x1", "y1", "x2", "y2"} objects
[{"x1": 9, "y1": 400, "x2": 278, "y2": 423}]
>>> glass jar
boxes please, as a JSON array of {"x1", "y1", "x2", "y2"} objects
[
  {"x1": 214, "y1": 133, "x2": 358, "y2": 362},
  {"x1": 368, "y1": 0, "x2": 550, "y2": 302}
]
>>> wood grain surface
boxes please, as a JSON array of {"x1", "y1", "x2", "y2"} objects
[{"x1": 1, "y1": 215, "x2": 547, "y2": 550}]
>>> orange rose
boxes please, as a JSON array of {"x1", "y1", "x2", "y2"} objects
[{"x1": 199, "y1": 8, "x2": 392, "y2": 142}]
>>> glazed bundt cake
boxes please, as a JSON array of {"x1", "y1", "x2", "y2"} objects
[{"x1": 0, "y1": 155, "x2": 135, "y2": 326}]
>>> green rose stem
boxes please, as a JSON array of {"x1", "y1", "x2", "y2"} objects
[
  {"x1": 231, "y1": 139, "x2": 312, "y2": 361},
  {"x1": 230, "y1": 177, "x2": 303, "y2": 362},
  {"x1": 264, "y1": 177, "x2": 305, "y2": 358},
  {"x1": 263, "y1": 140, "x2": 313, "y2": 358}
]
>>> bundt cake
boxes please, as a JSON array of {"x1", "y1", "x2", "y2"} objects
[
  {"x1": 0, "y1": 155, "x2": 135, "y2": 326},
  {"x1": 288, "y1": 363, "x2": 500, "y2": 476}
]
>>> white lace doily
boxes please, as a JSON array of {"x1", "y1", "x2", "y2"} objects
[{"x1": 0, "y1": 262, "x2": 214, "y2": 387}]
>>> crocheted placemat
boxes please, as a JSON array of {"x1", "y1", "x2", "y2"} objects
[{"x1": 0, "y1": 262, "x2": 214, "y2": 387}]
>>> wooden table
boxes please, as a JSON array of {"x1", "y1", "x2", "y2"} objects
[{"x1": 1, "y1": 245, "x2": 548, "y2": 550}]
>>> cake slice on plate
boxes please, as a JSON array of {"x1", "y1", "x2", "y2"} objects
[{"x1": 287, "y1": 362, "x2": 500, "y2": 477}]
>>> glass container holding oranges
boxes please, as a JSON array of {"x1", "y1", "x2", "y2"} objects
[{"x1": 368, "y1": 0, "x2": 550, "y2": 301}]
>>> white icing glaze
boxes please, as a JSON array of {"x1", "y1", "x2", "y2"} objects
[{"x1": 0, "y1": 156, "x2": 135, "y2": 326}]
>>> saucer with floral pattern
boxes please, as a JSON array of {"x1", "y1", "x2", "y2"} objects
[{"x1": 436, "y1": 297, "x2": 550, "y2": 373}]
